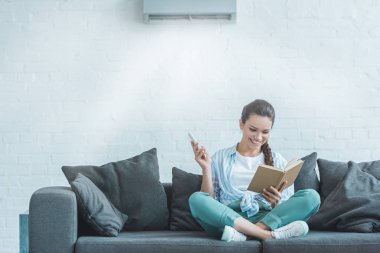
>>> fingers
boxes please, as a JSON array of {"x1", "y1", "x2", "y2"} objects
[
  {"x1": 263, "y1": 187, "x2": 282, "y2": 207},
  {"x1": 190, "y1": 141, "x2": 199, "y2": 152},
  {"x1": 196, "y1": 148, "x2": 203, "y2": 159},
  {"x1": 278, "y1": 180, "x2": 288, "y2": 192},
  {"x1": 196, "y1": 146, "x2": 208, "y2": 160},
  {"x1": 201, "y1": 146, "x2": 208, "y2": 158},
  {"x1": 263, "y1": 189, "x2": 280, "y2": 202},
  {"x1": 263, "y1": 192, "x2": 280, "y2": 207}
]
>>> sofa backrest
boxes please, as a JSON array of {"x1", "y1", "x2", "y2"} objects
[{"x1": 162, "y1": 183, "x2": 172, "y2": 218}]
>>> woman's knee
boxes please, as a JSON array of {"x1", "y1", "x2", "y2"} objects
[
  {"x1": 188, "y1": 191, "x2": 210, "y2": 216},
  {"x1": 298, "y1": 189, "x2": 321, "y2": 211}
]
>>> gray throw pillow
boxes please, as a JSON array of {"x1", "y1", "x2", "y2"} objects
[
  {"x1": 308, "y1": 161, "x2": 380, "y2": 232},
  {"x1": 317, "y1": 158, "x2": 380, "y2": 203},
  {"x1": 317, "y1": 158, "x2": 347, "y2": 203},
  {"x1": 62, "y1": 148, "x2": 169, "y2": 231},
  {"x1": 294, "y1": 152, "x2": 319, "y2": 192},
  {"x1": 70, "y1": 173, "x2": 128, "y2": 237},
  {"x1": 169, "y1": 167, "x2": 204, "y2": 231}
]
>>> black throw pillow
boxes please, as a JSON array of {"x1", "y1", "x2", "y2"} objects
[
  {"x1": 294, "y1": 152, "x2": 319, "y2": 192},
  {"x1": 169, "y1": 167, "x2": 204, "y2": 231},
  {"x1": 70, "y1": 173, "x2": 128, "y2": 237},
  {"x1": 308, "y1": 161, "x2": 380, "y2": 232},
  {"x1": 62, "y1": 148, "x2": 169, "y2": 231}
]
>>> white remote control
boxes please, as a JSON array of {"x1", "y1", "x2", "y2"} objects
[
  {"x1": 188, "y1": 133, "x2": 206, "y2": 159},
  {"x1": 188, "y1": 133, "x2": 197, "y2": 143}
]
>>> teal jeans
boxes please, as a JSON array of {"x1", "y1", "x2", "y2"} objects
[{"x1": 189, "y1": 189, "x2": 320, "y2": 238}]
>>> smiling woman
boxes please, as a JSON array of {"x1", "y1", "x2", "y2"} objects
[
  {"x1": 188, "y1": 99, "x2": 321, "y2": 242},
  {"x1": 238, "y1": 100, "x2": 275, "y2": 164}
]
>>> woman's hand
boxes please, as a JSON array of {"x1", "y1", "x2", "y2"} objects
[
  {"x1": 190, "y1": 141, "x2": 211, "y2": 171},
  {"x1": 262, "y1": 181, "x2": 287, "y2": 208}
]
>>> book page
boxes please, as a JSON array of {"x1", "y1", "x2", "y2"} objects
[
  {"x1": 285, "y1": 158, "x2": 300, "y2": 171},
  {"x1": 280, "y1": 160, "x2": 304, "y2": 189}
]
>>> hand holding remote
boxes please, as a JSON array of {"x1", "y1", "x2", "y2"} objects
[{"x1": 188, "y1": 132, "x2": 208, "y2": 161}]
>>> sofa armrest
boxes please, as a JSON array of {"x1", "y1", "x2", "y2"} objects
[{"x1": 29, "y1": 186, "x2": 77, "y2": 253}]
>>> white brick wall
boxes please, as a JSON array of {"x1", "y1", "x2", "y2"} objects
[{"x1": 1, "y1": 0, "x2": 380, "y2": 251}]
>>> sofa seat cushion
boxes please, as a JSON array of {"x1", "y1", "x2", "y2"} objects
[
  {"x1": 75, "y1": 231, "x2": 262, "y2": 253},
  {"x1": 263, "y1": 231, "x2": 380, "y2": 253}
]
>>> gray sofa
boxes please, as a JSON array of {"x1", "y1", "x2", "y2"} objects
[{"x1": 29, "y1": 183, "x2": 380, "y2": 253}]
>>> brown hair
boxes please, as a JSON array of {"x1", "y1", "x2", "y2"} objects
[{"x1": 241, "y1": 99, "x2": 275, "y2": 166}]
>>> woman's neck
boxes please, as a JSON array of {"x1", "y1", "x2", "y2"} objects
[{"x1": 236, "y1": 142, "x2": 262, "y2": 157}]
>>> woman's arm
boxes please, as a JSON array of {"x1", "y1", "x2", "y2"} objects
[
  {"x1": 190, "y1": 141, "x2": 214, "y2": 196},
  {"x1": 200, "y1": 165, "x2": 214, "y2": 197}
]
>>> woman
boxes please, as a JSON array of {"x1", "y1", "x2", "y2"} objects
[{"x1": 189, "y1": 99, "x2": 320, "y2": 241}]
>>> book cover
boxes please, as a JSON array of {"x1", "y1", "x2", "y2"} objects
[{"x1": 247, "y1": 159, "x2": 304, "y2": 193}]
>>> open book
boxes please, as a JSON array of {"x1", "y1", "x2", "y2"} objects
[{"x1": 247, "y1": 159, "x2": 304, "y2": 193}]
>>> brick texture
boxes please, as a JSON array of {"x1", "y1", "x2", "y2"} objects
[{"x1": 1, "y1": 0, "x2": 380, "y2": 252}]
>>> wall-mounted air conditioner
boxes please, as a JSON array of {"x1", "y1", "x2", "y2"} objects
[{"x1": 143, "y1": 0, "x2": 237, "y2": 23}]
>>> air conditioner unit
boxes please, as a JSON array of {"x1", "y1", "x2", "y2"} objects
[{"x1": 143, "y1": 0, "x2": 237, "y2": 23}]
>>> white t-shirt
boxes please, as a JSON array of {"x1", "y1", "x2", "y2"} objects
[{"x1": 231, "y1": 152, "x2": 265, "y2": 191}]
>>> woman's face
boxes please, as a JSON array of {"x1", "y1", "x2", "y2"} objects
[{"x1": 239, "y1": 114, "x2": 273, "y2": 151}]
